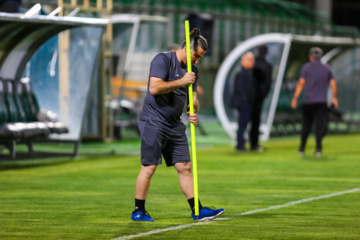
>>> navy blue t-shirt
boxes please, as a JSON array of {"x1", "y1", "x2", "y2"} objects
[
  {"x1": 140, "y1": 51, "x2": 198, "y2": 127},
  {"x1": 300, "y1": 59, "x2": 334, "y2": 104}
]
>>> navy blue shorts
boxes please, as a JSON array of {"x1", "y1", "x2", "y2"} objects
[{"x1": 138, "y1": 119, "x2": 191, "y2": 167}]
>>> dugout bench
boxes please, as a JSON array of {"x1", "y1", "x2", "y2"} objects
[{"x1": 0, "y1": 78, "x2": 69, "y2": 158}]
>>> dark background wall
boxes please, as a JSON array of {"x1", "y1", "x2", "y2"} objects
[
  {"x1": 285, "y1": 0, "x2": 360, "y2": 31},
  {"x1": 332, "y1": 0, "x2": 360, "y2": 30}
]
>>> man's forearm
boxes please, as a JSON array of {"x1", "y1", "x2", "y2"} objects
[
  {"x1": 329, "y1": 79, "x2": 339, "y2": 108},
  {"x1": 293, "y1": 78, "x2": 305, "y2": 99},
  {"x1": 291, "y1": 78, "x2": 305, "y2": 109},
  {"x1": 330, "y1": 79, "x2": 337, "y2": 99},
  {"x1": 194, "y1": 98, "x2": 199, "y2": 113},
  {"x1": 149, "y1": 77, "x2": 186, "y2": 95},
  {"x1": 293, "y1": 86, "x2": 302, "y2": 99},
  {"x1": 187, "y1": 93, "x2": 199, "y2": 113}
]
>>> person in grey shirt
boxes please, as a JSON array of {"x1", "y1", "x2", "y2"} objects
[
  {"x1": 131, "y1": 28, "x2": 224, "y2": 222},
  {"x1": 291, "y1": 47, "x2": 338, "y2": 157}
]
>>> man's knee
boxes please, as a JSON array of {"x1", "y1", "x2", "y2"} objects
[
  {"x1": 140, "y1": 164, "x2": 157, "y2": 178},
  {"x1": 175, "y1": 162, "x2": 192, "y2": 174}
]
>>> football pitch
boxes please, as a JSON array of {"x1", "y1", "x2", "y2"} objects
[{"x1": 1, "y1": 123, "x2": 360, "y2": 240}]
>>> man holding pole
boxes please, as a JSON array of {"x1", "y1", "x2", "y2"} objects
[{"x1": 131, "y1": 28, "x2": 224, "y2": 222}]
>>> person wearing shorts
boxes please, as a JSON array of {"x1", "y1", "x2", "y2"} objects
[{"x1": 131, "y1": 28, "x2": 224, "y2": 222}]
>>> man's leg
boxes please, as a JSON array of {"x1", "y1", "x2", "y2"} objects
[
  {"x1": 300, "y1": 104, "x2": 314, "y2": 153},
  {"x1": 174, "y1": 162, "x2": 224, "y2": 221},
  {"x1": 250, "y1": 100, "x2": 262, "y2": 149},
  {"x1": 236, "y1": 108, "x2": 245, "y2": 150},
  {"x1": 174, "y1": 162, "x2": 202, "y2": 213},
  {"x1": 135, "y1": 164, "x2": 157, "y2": 200},
  {"x1": 132, "y1": 119, "x2": 162, "y2": 221},
  {"x1": 314, "y1": 104, "x2": 328, "y2": 153},
  {"x1": 174, "y1": 162, "x2": 194, "y2": 199},
  {"x1": 237, "y1": 104, "x2": 252, "y2": 150},
  {"x1": 132, "y1": 164, "x2": 157, "y2": 221}
]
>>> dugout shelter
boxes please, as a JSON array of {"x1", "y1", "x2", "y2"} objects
[{"x1": 0, "y1": 11, "x2": 107, "y2": 158}]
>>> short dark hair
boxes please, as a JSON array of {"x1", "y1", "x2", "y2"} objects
[
  {"x1": 181, "y1": 28, "x2": 208, "y2": 51},
  {"x1": 309, "y1": 47, "x2": 323, "y2": 59},
  {"x1": 258, "y1": 45, "x2": 268, "y2": 57}
]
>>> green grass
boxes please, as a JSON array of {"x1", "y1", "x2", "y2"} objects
[{"x1": 1, "y1": 125, "x2": 360, "y2": 239}]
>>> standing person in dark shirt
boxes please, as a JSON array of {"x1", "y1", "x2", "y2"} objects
[
  {"x1": 230, "y1": 52, "x2": 255, "y2": 151},
  {"x1": 131, "y1": 29, "x2": 224, "y2": 222},
  {"x1": 291, "y1": 47, "x2": 338, "y2": 157},
  {"x1": 250, "y1": 45, "x2": 272, "y2": 152}
]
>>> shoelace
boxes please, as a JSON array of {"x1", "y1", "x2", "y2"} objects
[
  {"x1": 200, "y1": 206, "x2": 218, "y2": 215},
  {"x1": 141, "y1": 211, "x2": 152, "y2": 219},
  {"x1": 202, "y1": 206, "x2": 216, "y2": 211}
]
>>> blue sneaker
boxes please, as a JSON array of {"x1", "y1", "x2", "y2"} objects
[
  {"x1": 192, "y1": 207, "x2": 225, "y2": 221},
  {"x1": 131, "y1": 210, "x2": 155, "y2": 222}
]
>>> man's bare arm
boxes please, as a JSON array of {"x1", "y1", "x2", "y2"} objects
[
  {"x1": 291, "y1": 77, "x2": 305, "y2": 109},
  {"x1": 330, "y1": 78, "x2": 338, "y2": 108},
  {"x1": 193, "y1": 92, "x2": 199, "y2": 113},
  {"x1": 149, "y1": 72, "x2": 195, "y2": 95},
  {"x1": 188, "y1": 92, "x2": 199, "y2": 125}
]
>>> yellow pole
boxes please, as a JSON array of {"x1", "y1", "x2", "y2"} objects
[{"x1": 185, "y1": 20, "x2": 199, "y2": 217}]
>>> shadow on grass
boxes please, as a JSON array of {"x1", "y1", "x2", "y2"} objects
[
  {"x1": 301, "y1": 155, "x2": 335, "y2": 161},
  {"x1": 0, "y1": 149, "x2": 140, "y2": 171},
  {"x1": 225, "y1": 150, "x2": 263, "y2": 156},
  {"x1": 0, "y1": 150, "x2": 122, "y2": 171},
  {"x1": 0, "y1": 157, "x2": 75, "y2": 171}
]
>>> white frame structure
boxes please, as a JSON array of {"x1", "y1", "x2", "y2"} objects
[{"x1": 214, "y1": 33, "x2": 360, "y2": 141}]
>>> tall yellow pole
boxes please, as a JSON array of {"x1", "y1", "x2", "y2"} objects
[{"x1": 185, "y1": 20, "x2": 199, "y2": 217}]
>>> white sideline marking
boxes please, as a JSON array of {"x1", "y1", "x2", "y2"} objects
[{"x1": 113, "y1": 188, "x2": 360, "y2": 240}]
